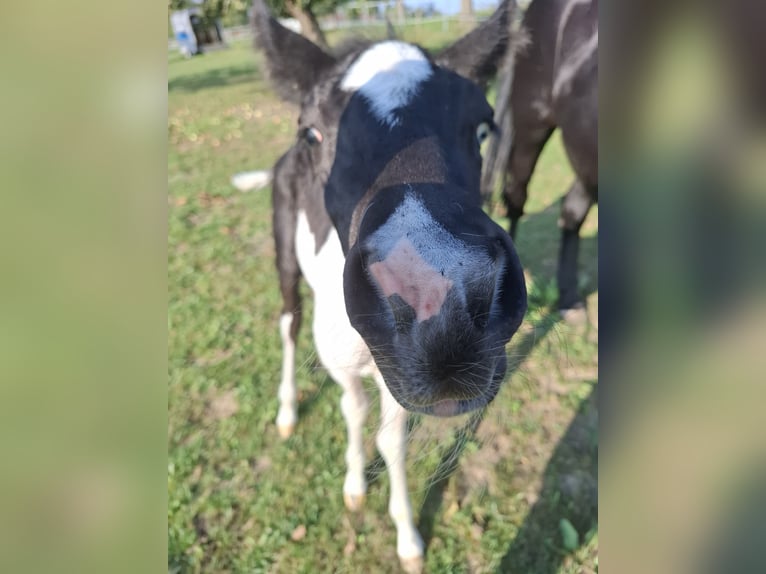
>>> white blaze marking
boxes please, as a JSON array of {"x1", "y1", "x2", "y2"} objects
[
  {"x1": 369, "y1": 238, "x2": 453, "y2": 322},
  {"x1": 340, "y1": 41, "x2": 432, "y2": 127},
  {"x1": 366, "y1": 194, "x2": 494, "y2": 315}
]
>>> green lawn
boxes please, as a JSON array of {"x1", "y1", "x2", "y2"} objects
[{"x1": 168, "y1": 30, "x2": 598, "y2": 574}]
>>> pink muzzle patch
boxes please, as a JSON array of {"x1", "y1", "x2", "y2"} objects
[{"x1": 368, "y1": 238, "x2": 453, "y2": 322}]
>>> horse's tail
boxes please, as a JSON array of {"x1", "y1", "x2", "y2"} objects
[
  {"x1": 481, "y1": 17, "x2": 527, "y2": 205},
  {"x1": 481, "y1": 55, "x2": 514, "y2": 204},
  {"x1": 231, "y1": 170, "x2": 273, "y2": 191}
]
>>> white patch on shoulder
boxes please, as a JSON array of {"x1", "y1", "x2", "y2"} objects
[
  {"x1": 295, "y1": 211, "x2": 374, "y2": 375},
  {"x1": 340, "y1": 41, "x2": 432, "y2": 127}
]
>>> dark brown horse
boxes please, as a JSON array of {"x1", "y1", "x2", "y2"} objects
[{"x1": 485, "y1": 0, "x2": 597, "y2": 314}]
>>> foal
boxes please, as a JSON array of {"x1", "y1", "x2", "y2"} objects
[{"x1": 253, "y1": 1, "x2": 526, "y2": 569}]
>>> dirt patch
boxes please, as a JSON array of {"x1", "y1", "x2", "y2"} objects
[{"x1": 206, "y1": 389, "x2": 239, "y2": 420}]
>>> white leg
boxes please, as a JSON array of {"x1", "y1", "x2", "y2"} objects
[
  {"x1": 375, "y1": 376, "x2": 424, "y2": 573},
  {"x1": 339, "y1": 374, "x2": 369, "y2": 511},
  {"x1": 276, "y1": 313, "x2": 297, "y2": 438}
]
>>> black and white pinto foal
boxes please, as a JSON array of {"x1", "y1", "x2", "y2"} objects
[{"x1": 253, "y1": 0, "x2": 526, "y2": 569}]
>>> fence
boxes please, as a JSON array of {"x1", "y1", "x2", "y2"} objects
[{"x1": 169, "y1": 0, "x2": 508, "y2": 51}]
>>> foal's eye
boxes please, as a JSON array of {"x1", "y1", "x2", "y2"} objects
[
  {"x1": 302, "y1": 126, "x2": 323, "y2": 145},
  {"x1": 476, "y1": 121, "x2": 492, "y2": 145}
]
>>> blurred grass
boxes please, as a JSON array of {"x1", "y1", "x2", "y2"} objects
[{"x1": 168, "y1": 29, "x2": 598, "y2": 573}]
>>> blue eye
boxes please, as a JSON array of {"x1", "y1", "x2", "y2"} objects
[{"x1": 476, "y1": 122, "x2": 491, "y2": 144}]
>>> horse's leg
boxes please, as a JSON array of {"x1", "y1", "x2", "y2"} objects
[
  {"x1": 276, "y1": 300, "x2": 301, "y2": 438},
  {"x1": 273, "y1": 167, "x2": 302, "y2": 439},
  {"x1": 504, "y1": 125, "x2": 555, "y2": 239},
  {"x1": 557, "y1": 179, "x2": 596, "y2": 313},
  {"x1": 375, "y1": 373, "x2": 424, "y2": 573},
  {"x1": 337, "y1": 371, "x2": 369, "y2": 511}
]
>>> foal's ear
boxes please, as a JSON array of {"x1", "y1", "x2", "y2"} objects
[
  {"x1": 252, "y1": 0, "x2": 336, "y2": 104},
  {"x1": 436, "y1": 0, "x2": 516, "y2": 87}
]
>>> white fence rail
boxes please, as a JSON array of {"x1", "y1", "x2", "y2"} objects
[{"x1": 169, "y1": 0, "x2": 505, "y2": 51}]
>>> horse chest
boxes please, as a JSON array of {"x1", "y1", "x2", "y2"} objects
[
  {"x1": 295, "y1": 210, "x2": 372, "y2": 372},
  {"x1": 295, "y1": 210, "x2": 345, "y2": 296}
]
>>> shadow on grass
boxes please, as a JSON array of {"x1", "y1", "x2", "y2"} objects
[
  {"x1": 416, "y1": 407, "x2": 487, "y2": 546},
  {"x1": 416, "y1": 312, "x2": 563, "y2": 548},
  {"x1": 295, "y1": 371, "x2": 334, "y2": 422},
  {"x1": 411, "y1": 196, "x2": 598, "y2": 566},
  {"x1": 497, "y1": 389, "x2": 598, "y2": 573},
  {"x1": 363, "y1": 415, "x2": 421, "y2": 488},
  {"x1": 169, "y1": 63, "x2": 262, "y2": 93}
]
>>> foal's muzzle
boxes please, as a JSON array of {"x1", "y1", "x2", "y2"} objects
[{"x1": 343, "y1": 185, "x2": 527, "y2": 415}]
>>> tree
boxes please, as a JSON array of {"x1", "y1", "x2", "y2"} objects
[
  {"x1": 461, "y1": 0, "x2": 474, "y2": 19},
  {"x1": 265, "y1": 0, "x2": 349, "y2": 51},
  {"x1": 168, "y1": 0, "x2": 349, "y2": 51},
  {"x1": 395, "y1": 0, "x2": 405, "y2": 24}
]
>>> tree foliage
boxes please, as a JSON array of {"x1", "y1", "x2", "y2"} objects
[
  {"x1": 168, "y1": 1, "x2": 252, "y2": 27},
  {"x1": 168, "y1": 0, "x2": 355, "y2": 48},
  {"x1": 265, "y1": 0, "x2": 352, "y2": 19},
  {"x1": 169, "y1": 0, "x2": 352, "y2": 21},
  {"x1": 169, "y1": 0, "x2": 356, "y2": 30},
  {"x1": 262, "y1": 0, "x2": 357, "y2": 49}
]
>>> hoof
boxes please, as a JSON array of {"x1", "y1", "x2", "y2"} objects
[
  {"x1": 400, "y1": 555, "x2": 424, "y2": 574},
  {"x1": 343, "y1": 493, "x2": 366, "y2": 512},
  {"x1": 277, "y1": 424, "x2": 294, "y2": 439}
]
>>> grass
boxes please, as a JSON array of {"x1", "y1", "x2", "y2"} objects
[{"x1": 168, "y1": 28, "x2": 598, "y2": 574}]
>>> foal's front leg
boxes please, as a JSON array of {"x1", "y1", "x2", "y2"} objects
[
  {"x1": 272, "y1": 163, "x2": 302, "y2": 439},
  {"x1": 337, "y1": 372, "x2": 369, "y2": 511},
  {"x1": 276, "y1": 309, "x2": 299, "y2": 438},
  {"x1": 375, "y1": 374, "x2": 424, "y2": 573}
]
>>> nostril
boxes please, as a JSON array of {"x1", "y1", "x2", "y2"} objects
[
  {"x1": 359, "y1": 244, "x2": 375, "y2": 268},
  {"x1": 472, "y1": 312, "x2": 490, "y2": 331},
  {"x1": 467, "y1": 271, "x2": 498, "y2": 330},
  {"x1": 388, "y1": 294, "x2": 415, "y2": 333}
]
